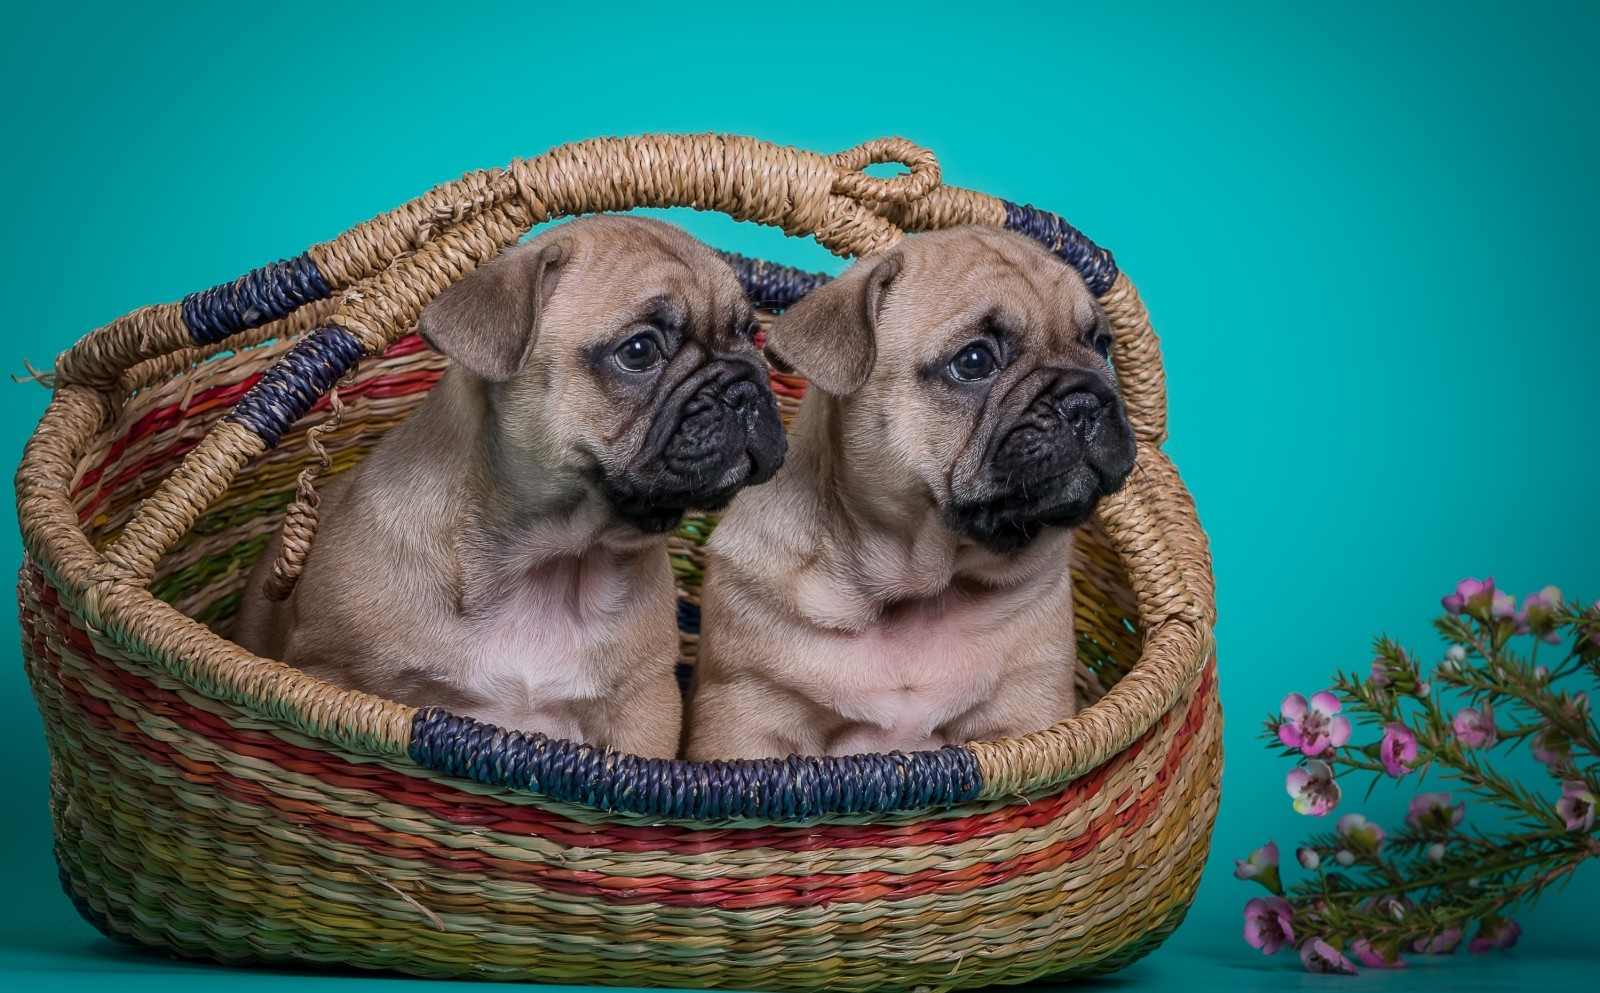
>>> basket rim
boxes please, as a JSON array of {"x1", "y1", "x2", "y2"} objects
[{"x1": 17, "y1": 133, "x2": 1215, "y2": 820}]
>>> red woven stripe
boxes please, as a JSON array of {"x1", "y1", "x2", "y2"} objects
[
  {"x1": 36, "y1": 566, "x2": 1208, "y2": 850},
  {"x1": 34, "y1": 566, "x2": 1203, "y2": 837},
  {"x1": 32, "y1": 569, "x2": 1212, "y2": 910},
  {"x1": 74, "y1": 332, "x2": 799, "y2": 524},
  {"x1": 770, "y1": 372, "x2": 807, "y2": 399},
  {"x1": 38, "y1": 564, "x2": 1187, "y2": 852},
  {"x1": 70, "y1": 335, "x2": 444, "y2": 524}
]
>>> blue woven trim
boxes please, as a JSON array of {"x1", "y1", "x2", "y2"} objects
[
  {"x1": 723, "y1": 252, "x2": 832, "y2": 309},
  {"x1": 408, "y1": 708, "x2": 984, "y2": 820},
  {"x1": 1002, "y1": 202, "x2": 1118, "y2": 295},
  {"x1": 181, "y1": 252, "x2": 332, "y2": 345},
  {"x1": 676, "y1": 600, "x2": 701, "y2": 635},
  {"x1": 224, "y1": 325, "x2": 362, "y2": 447}
]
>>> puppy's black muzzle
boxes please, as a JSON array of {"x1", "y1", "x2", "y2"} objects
[
  {"x1": 605, "y1": 357, "x2": 787, "y2": 532},
  {"x1": 947, "y1": 367, "x2": 1136, "y2": 553}
]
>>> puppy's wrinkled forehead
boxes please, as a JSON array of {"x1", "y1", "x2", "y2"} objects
[
  {"x1": 550, "y1": 215, "x2": 751, "y2": 343},
  {"x1": 888, "y1": 227, "x2": 1100, "y2": 346}
]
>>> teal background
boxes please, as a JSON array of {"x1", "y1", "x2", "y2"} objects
[{"x1": 2, "y1": 0, "x2": 1596, "y2": 989}]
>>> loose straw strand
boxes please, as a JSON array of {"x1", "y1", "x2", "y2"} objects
[{"x1": 263, "y1": 371, "x2": 354, "y2": 601}]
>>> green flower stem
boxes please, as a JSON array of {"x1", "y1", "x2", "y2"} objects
[
  {"x1": 1295, "y1": 846, "x2": 1580, "y2": 903},
  {"x1": 1443, "y1": 667, "x2": 1599, "y2": 760},
  {"x1": 1304, "y1": 852, "x2": 1588, "y2": 945},
  {"x1": 1249, "y1": 603, "x2": 1600, "y2": 960}
]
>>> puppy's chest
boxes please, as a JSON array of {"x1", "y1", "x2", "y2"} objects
[
  {"x1": 452, "y1": 557, "x2": 659, "y2": 701},
  {"x1": 809, "y1": 592, "x2": 1047, "y2": 736}
]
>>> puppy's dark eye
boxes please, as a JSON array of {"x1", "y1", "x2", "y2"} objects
[
  {"x1": 1093, "y1": 333, "x2": 1113, "y2": 361},
  {"x1": 948, "y1": 342, "x2": 999, "y2": 382},
  {"x1": 614, "y1": 334, "x2": 663, "y2": 372}
]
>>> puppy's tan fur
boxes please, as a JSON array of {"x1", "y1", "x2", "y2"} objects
[
  {"x1": 234, "y1": 215, "x2": 769, "y2": 759},
  {"x1": 686, "y1": 227, "x2": 1127, "y2": 760}
]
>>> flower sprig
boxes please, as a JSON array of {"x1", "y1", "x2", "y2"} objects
[{"x1": 1237, "y1": 578, "x2": 1600, "y2": 973}]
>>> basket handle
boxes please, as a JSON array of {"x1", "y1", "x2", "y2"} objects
[
  {"x1": 53, "y1": 138, "x2": 1165, "y2": 445},
  {"x1": 83, "y1": 134, "x2": 1168, "y2": 586},
  {"x1": 86, "y1": 135, "x2": 942, "y2": 584},
  {"x1": 51, "y1": 167, "x2": 528, "y2": 391}
]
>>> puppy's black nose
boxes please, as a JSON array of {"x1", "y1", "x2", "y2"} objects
[
  {"x1": 720, "y1": 379, "x2": 761, "y2": 413},
  {"x1": 1055, "y1": 391, "x2": 1105, "y2": 436}
]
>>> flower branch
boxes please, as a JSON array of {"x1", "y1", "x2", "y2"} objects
[{"x1": 1238, "y1": 579, "x2": 1600, "y2": 973}]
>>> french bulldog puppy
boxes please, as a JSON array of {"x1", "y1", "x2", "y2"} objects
[
  {"x1": 684, "y1": 226, "x2": 1136, "y2": 760},
  {"x1": 233, "y1": 214, "x2": 787, "y2": 759}
]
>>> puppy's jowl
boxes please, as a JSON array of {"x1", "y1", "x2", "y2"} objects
[
  {"x1": 234, "y1": 215, "x2": 786, "y2": 758},
  {"x1": 686, "y1": 226, "x2": 1136, "y2": 760}
]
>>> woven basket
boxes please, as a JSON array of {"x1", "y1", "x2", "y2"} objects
[{"x1": 15, "y1": 134, "x2": 1219, "y2": 990}]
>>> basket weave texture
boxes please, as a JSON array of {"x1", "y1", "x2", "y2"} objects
[{"x1": 15, "y1": 134, "x2": 1219, "y2": 990}]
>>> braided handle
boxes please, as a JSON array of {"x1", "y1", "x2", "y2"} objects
[
  {"x1": 84, "y1": 136, "x2": 936, "y2": 583},
  {"x1": 77, "y1": 133, "x2": 1167, "y2": 585},
  {"x1": 828, "y1": 137, "x2": 941, "y2": 203}
]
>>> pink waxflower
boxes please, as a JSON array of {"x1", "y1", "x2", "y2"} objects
[
  {"x1": 1299, "y1": 938, "x2": 1358, "y2": 974},
  {"x1": 1336, "y1": 812, "x2": 1385, "y2": 857},
  {"x1": 1522, "y1": 586, "x2": 1564, "y2": 644},
  {"x1": 1532, "y1": 725, "x2": 1573, "y2": 767},
  {"x1": 1452, "y1": 702, "x2": 1498, "y2": 749},
  {"x1": 1278, "y1": 691, "x2": 1352, "y2": 757},
  {"x1": 1407, "y1": 791, "x2": 1466, "y2": 834},
  {"x1": 1557, "y1": 780, "x2": 1596, "y2": 832},
  {"x1": 1380, "y1": 722, "x2": 1420, "y2": 777},
  {"x1": 1233, "y1": 841, "x2": 1282, "y2": 893},
  {"x1": 1470, "y1": 917, "x2": 1522, "y2": 953},
  {"x1": 1243, "y1": 896, "x2": 1295, "y2": 955},
  {"x1": 1287, "y1": 760, "x2": 1341, "y2": 817},
  {"x1": 1412, "y1": 928, "x2": 1463, "y2": 955},
  {"x1": 1370, "y1": 652, "x2": 1423, "y2": 694},
  {"x1": 1369, "y1": 894, "x2": 1414, "y2": 920},
  {"x1": 1443, "y1": 577, "x2": 1495, "y2": 615},
  {"x1": 1350, "y1": 937, "x2": 1408, "y2": 969},
  {"x1": 1490, "y1": 588, "x2": 1523, "y2": 627}
]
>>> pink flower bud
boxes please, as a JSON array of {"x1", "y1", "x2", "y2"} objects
[
  {"x1": 1380, "y1": 723, "x2": 1420, "y2": 778},
  {"x1": 1557, "y1": 781, "x2": 1596, "y2": 832},
  {"x1": 1443, "y1": 577, "x2": 1495, "y2": 615},
  {"x1": 1470, "y1": 917, "x2": 1522, "y2": 953},
  {"x1": 1413, "y1": 928, "x2": 1464, "y2": 955},
  {"x1": 1233, "y1": 841, "x2": 1282, "y2": 893},
  {"x1": 1243, "y1": 896, "x2": 1294, "y2": 955},
  {"x1": 1407, "y1": 792, "x2": 1466, "y2": 835},
  {"x1": 1336, "y1": 812, "x2": 1386, "y2": 857},
  {"x1": 1277, "y1": 691, "x2": 1352, "y2": 757},
  {"x1": 1300, "y1": 938, "x2": 1358, "y2": 974},
  {"x1": 1351, "y1": 937, "x2": 1408, "y2": 969},
  {"x1": 1452, "y1": 703, "x2": 1498, "y2": 749},
  {"x1": 1286, "y1": 760, "x2": 1341, "y2": 817}
]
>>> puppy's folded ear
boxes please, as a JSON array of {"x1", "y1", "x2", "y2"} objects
[
  {"x1": 765, "y1": 250, "x2": 900, "y2": 397},
  {"x1": 417, "y1": 240, "x2": 566, "y2": 381}
]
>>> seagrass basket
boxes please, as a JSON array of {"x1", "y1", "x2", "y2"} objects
[{"x1": 15, "y1": 133, "x2": 1219, "y2": 990}]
